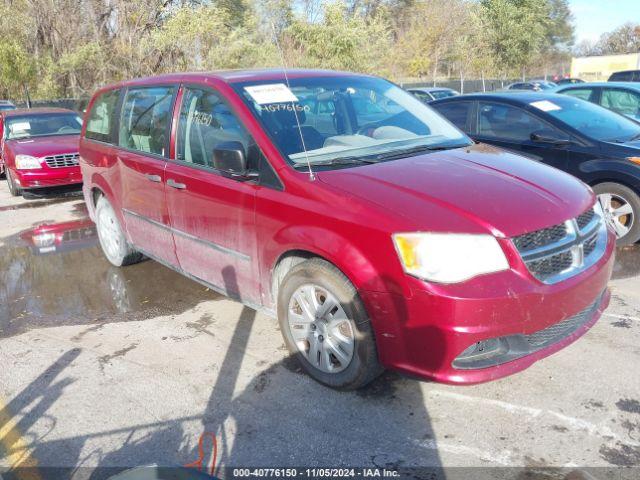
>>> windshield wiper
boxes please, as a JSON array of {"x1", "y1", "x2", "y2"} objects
[
  {"x1": 373, "y1": 143, "x2": 469, "y2": 161},
  {"x1": 291, "y1": 157, "x2": 381, "y2": 169}
]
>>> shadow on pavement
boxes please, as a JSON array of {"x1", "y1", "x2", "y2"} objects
[{"x1": 0, "y1": 267, "x2": 444, "y2": 479}]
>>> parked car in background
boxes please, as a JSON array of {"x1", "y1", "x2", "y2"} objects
[
  {"x1": 608, "y1": 70, "x2": 640, "y2": 82},
  {"x1": 506, "y1": 80, "x2": 557, "y2": 91},
  {"x1": 1, "y1": 108, "x2": 83, "y2": 196},
  {"x1": 81, "y1": 70, "x2": 613, "y2": 389},
  {"x1": 551, "y1": 82, "x2": 640, "y2": 122},
  {"x1": 431, "y1": 92, "x2": 640, "y2": 245},
  {"x1": 556, "y1": 78, "x2": 584, "y2": 85},
  {"x1": 0, "y1": 100, "x2": 16, "y2": 111},
  {"x1": 407, "y1": 87, "x2": 459, "y2": 103}
]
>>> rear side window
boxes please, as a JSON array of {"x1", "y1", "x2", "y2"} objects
[
  {"x1": 118, "y1": 86, "x2": 175, "y2": 157},
  {"x1": 561, "y1": 88, "x2": 594, "y2": 102},
  {"x1": 85, "y1": 89, "x2": 120, "y2": 143},
  {"x1": 432, "y1": 101, "x2": 472, "y2": 132}
]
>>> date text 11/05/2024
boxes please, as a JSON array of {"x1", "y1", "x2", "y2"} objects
[{"x1": 232, "y1": 468, "x2": 400, "y2": 477}]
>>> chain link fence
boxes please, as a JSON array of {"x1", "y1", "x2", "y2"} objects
[{"x1": 399, "y1": 78, "x2": 521, "y2": 93}]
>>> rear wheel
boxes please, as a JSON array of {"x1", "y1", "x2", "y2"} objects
[
  {"x1": 277, "y1": 258, "x2": 383, "y2": 390},
  {"x1": 95, "y1": 196, "x2": 144, "y2": 267},
  {"x1": 594, "y1": 182, "x2": 640, "y2": 246},
  {"x1": 6, "y1": 170, "x2": 21, "y2": 197}
]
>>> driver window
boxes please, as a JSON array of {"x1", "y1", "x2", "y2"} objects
[
  {"x1": 176, "y1": 87, "x2": 255, "y2": 169},
  {"x1": 478, "y1": 102, "x2": 553, "y2": 141}
]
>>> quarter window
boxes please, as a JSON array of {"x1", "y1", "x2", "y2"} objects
[
  {"x1": 432, "y1": 101, "x2": 472, "y2": 132},
  {"x1": 176, "y1": 87, "x2": 254, "y2": 169},
  {"x1": 118, "y1": 86, "x2": 175, "y2": 156},
  {"x1": 85, "y1": 89, "x2": 120, "y2": 143},
  {"x1": 478, "y1": 102, "x2": 549, "y2": 141}
]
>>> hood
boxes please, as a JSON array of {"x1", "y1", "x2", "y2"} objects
[
  {"x1": 602, "y1": 139, "x2": 640, "y2": 155},
  {"x1": 6, "y1": 134, "x2": 80, "y2": 158},
  {"x1": 318, "y1": 143, "x2": 594, "y2": 238}
]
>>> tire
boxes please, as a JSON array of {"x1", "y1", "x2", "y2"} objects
[
  {"x1": 6, "y1": 170, "x2": 21, "y2": 197},
  {"x1": 593, "y1": 182, "x2": 640, "y2": 246},
  {"x1": 277, "y1": 258, "x2": 383, "y2": 390},
  {"x1": 95, "y1": 195, "x2": 144, "y2": 267}
]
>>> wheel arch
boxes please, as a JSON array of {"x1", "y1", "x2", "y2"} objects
[{"x1": 266, "y1": 229, "x2": 389, "y2": 311}]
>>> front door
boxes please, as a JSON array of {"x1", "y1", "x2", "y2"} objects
[
  {"x1": 117, "y1": 85, "x2": 178, "y2": 266},
  {"x1": 475, "y1": 101, "x2": 569, "y2": 171},
  {"x1": 165, "y1": 85, "x2": 260, "y2": 303}
]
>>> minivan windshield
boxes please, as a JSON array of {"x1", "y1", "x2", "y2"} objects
[
  {"x1": 234, "y1": 75, "x2": 471, "y2": 167},
  {"x1": 534, "y1": 96, "x2": 640, "y2": 142},
  {"x1": 4, "y1": 113, "x2": 82, "y2": 140}
]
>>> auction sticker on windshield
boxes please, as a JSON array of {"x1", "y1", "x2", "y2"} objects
[
  {"x1": 10, "y1": 122, "x2": 31, "y2": 133},
  {"x1": 530, "y1": 100, "x2": 562, "y2": 112},
  {"x1": 244, "y1": 84, "x2": 298, "y2": 104}
]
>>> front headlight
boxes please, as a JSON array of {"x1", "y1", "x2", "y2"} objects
[
  {"x1": 15, "y1": 155, "x2": 42, "y2": 170},
  {"x1": 392, "y1": 233, "x2": 509, "y2": 283}
]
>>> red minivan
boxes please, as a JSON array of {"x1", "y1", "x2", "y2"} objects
[
  {"x1": 1, "y1": 108, "x2": 83, "y2": 196},
  {"x1": 79, "y1": 70, "x2": 615, "y2": 389}
]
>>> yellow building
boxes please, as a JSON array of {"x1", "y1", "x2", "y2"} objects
[{"x1": 570, "y1": 53, "x2": 640, "y2": 81}]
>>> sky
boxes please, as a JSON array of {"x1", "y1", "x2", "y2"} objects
[{"x1": 569, "y1": 0, "x2": 640, "y2": 43}]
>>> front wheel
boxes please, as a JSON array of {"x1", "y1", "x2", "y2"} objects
[
  {"x1": 594, "y1": 182, "x2": 640, "y2": 246},
  {"x1": 277, "y1": 258, "x2": 383, "y2": 390},
  {"x1": 95, "y1": 196, "x2": 144, "y2": 267},
  {"x1": 6, "y1": 170, "x2": 21, "y2": 197}
]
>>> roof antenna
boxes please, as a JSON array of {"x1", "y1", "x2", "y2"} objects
[{"x1": 271, "y1": 22, "x2": 315, "y2": 181}]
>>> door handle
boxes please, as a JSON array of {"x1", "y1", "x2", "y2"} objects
[
  {"x1": 145, "y1": 174, "x2": 162, "y2": 183},
  {"x1": 167, "y1": 178, "x2": 187, "y2": 190}
]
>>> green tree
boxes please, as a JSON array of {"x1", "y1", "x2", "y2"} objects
[
  {"x1": 285, "y1": 2, "x2": 392, "y2": 73},
  {"x1": 480, "y1": 0, "x2": 552, "y2": 78}
]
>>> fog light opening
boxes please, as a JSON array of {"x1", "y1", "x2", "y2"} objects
[{"x1": 452, "y1": 337, "x2": 508, "y2": 369}]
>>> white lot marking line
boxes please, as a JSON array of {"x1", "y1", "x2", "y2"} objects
[
  {"x1": 603, "y1": 312, "x2": 640, "y2": 323},
  {"x1": 417, "y1": 438, "x2": 515, "y2": 466},
  {"x1": 428, "y1": 390, "x2": 636, "y2": 445}
]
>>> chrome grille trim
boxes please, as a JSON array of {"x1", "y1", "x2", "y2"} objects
[
  {"x1": 512, "y1": 206, "x2": 608, "y2": 284},
  {"x1": 44, "y1": 153, "x2": 80, "y2": 168}
]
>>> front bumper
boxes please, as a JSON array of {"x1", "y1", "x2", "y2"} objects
[
  {"x1": 362, "y1": 230, "x2": 615, "y2": 385},
  {"x1": 12, "y1": 166, "x2": 82, "y2": 189}
]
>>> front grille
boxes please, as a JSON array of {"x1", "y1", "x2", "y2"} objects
[
  {"x1": 576, "y1": 209, "x2": 595, "y2": 230},
  {"x1": 525, "y1": 298, "x2": 598, "y2": 348},
  {"x1": 44, "y1": 153, "x2": 79, "y2": 168},
  {"x1": 512, "y1": 206, "x2": 606, "y2": 284},
  {"x1": 526, "y1": 251, "x2": 573, "y2": 278},
  {"x1": 62, "y1": 226, "x2": 96, "y2": 242},
  {"x1": 583, "y1": 233, "x2": 598, "y2": 257},
  {"x1": 513, "y1": 223, "x2": 567, "y2": 252}
]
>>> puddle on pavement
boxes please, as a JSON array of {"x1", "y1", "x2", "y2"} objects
[
  {"x1": 0, "y1": 217, "x2": 222, "y2": 338},
  {"x1": 612, "y1": 245, "x2": 640, "y2": 280}
]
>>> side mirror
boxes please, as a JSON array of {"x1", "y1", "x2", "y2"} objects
[
  {"x1": 530, "y1": 130, "x2": 571, "y2": 146},
  {"x1": 213, "y1": 141, "x2": 248, "y2": 176}
]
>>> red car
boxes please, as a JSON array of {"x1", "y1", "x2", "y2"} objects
[
  {"x1": 19, "y1": 219, "x2": 97, "y2": 255},
  {"x1": 1, "y1": 108, "x2": 83, "y2": 196},
  {"x1": 80, "y1": 70, "x2": 615, "y2": 389}
]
